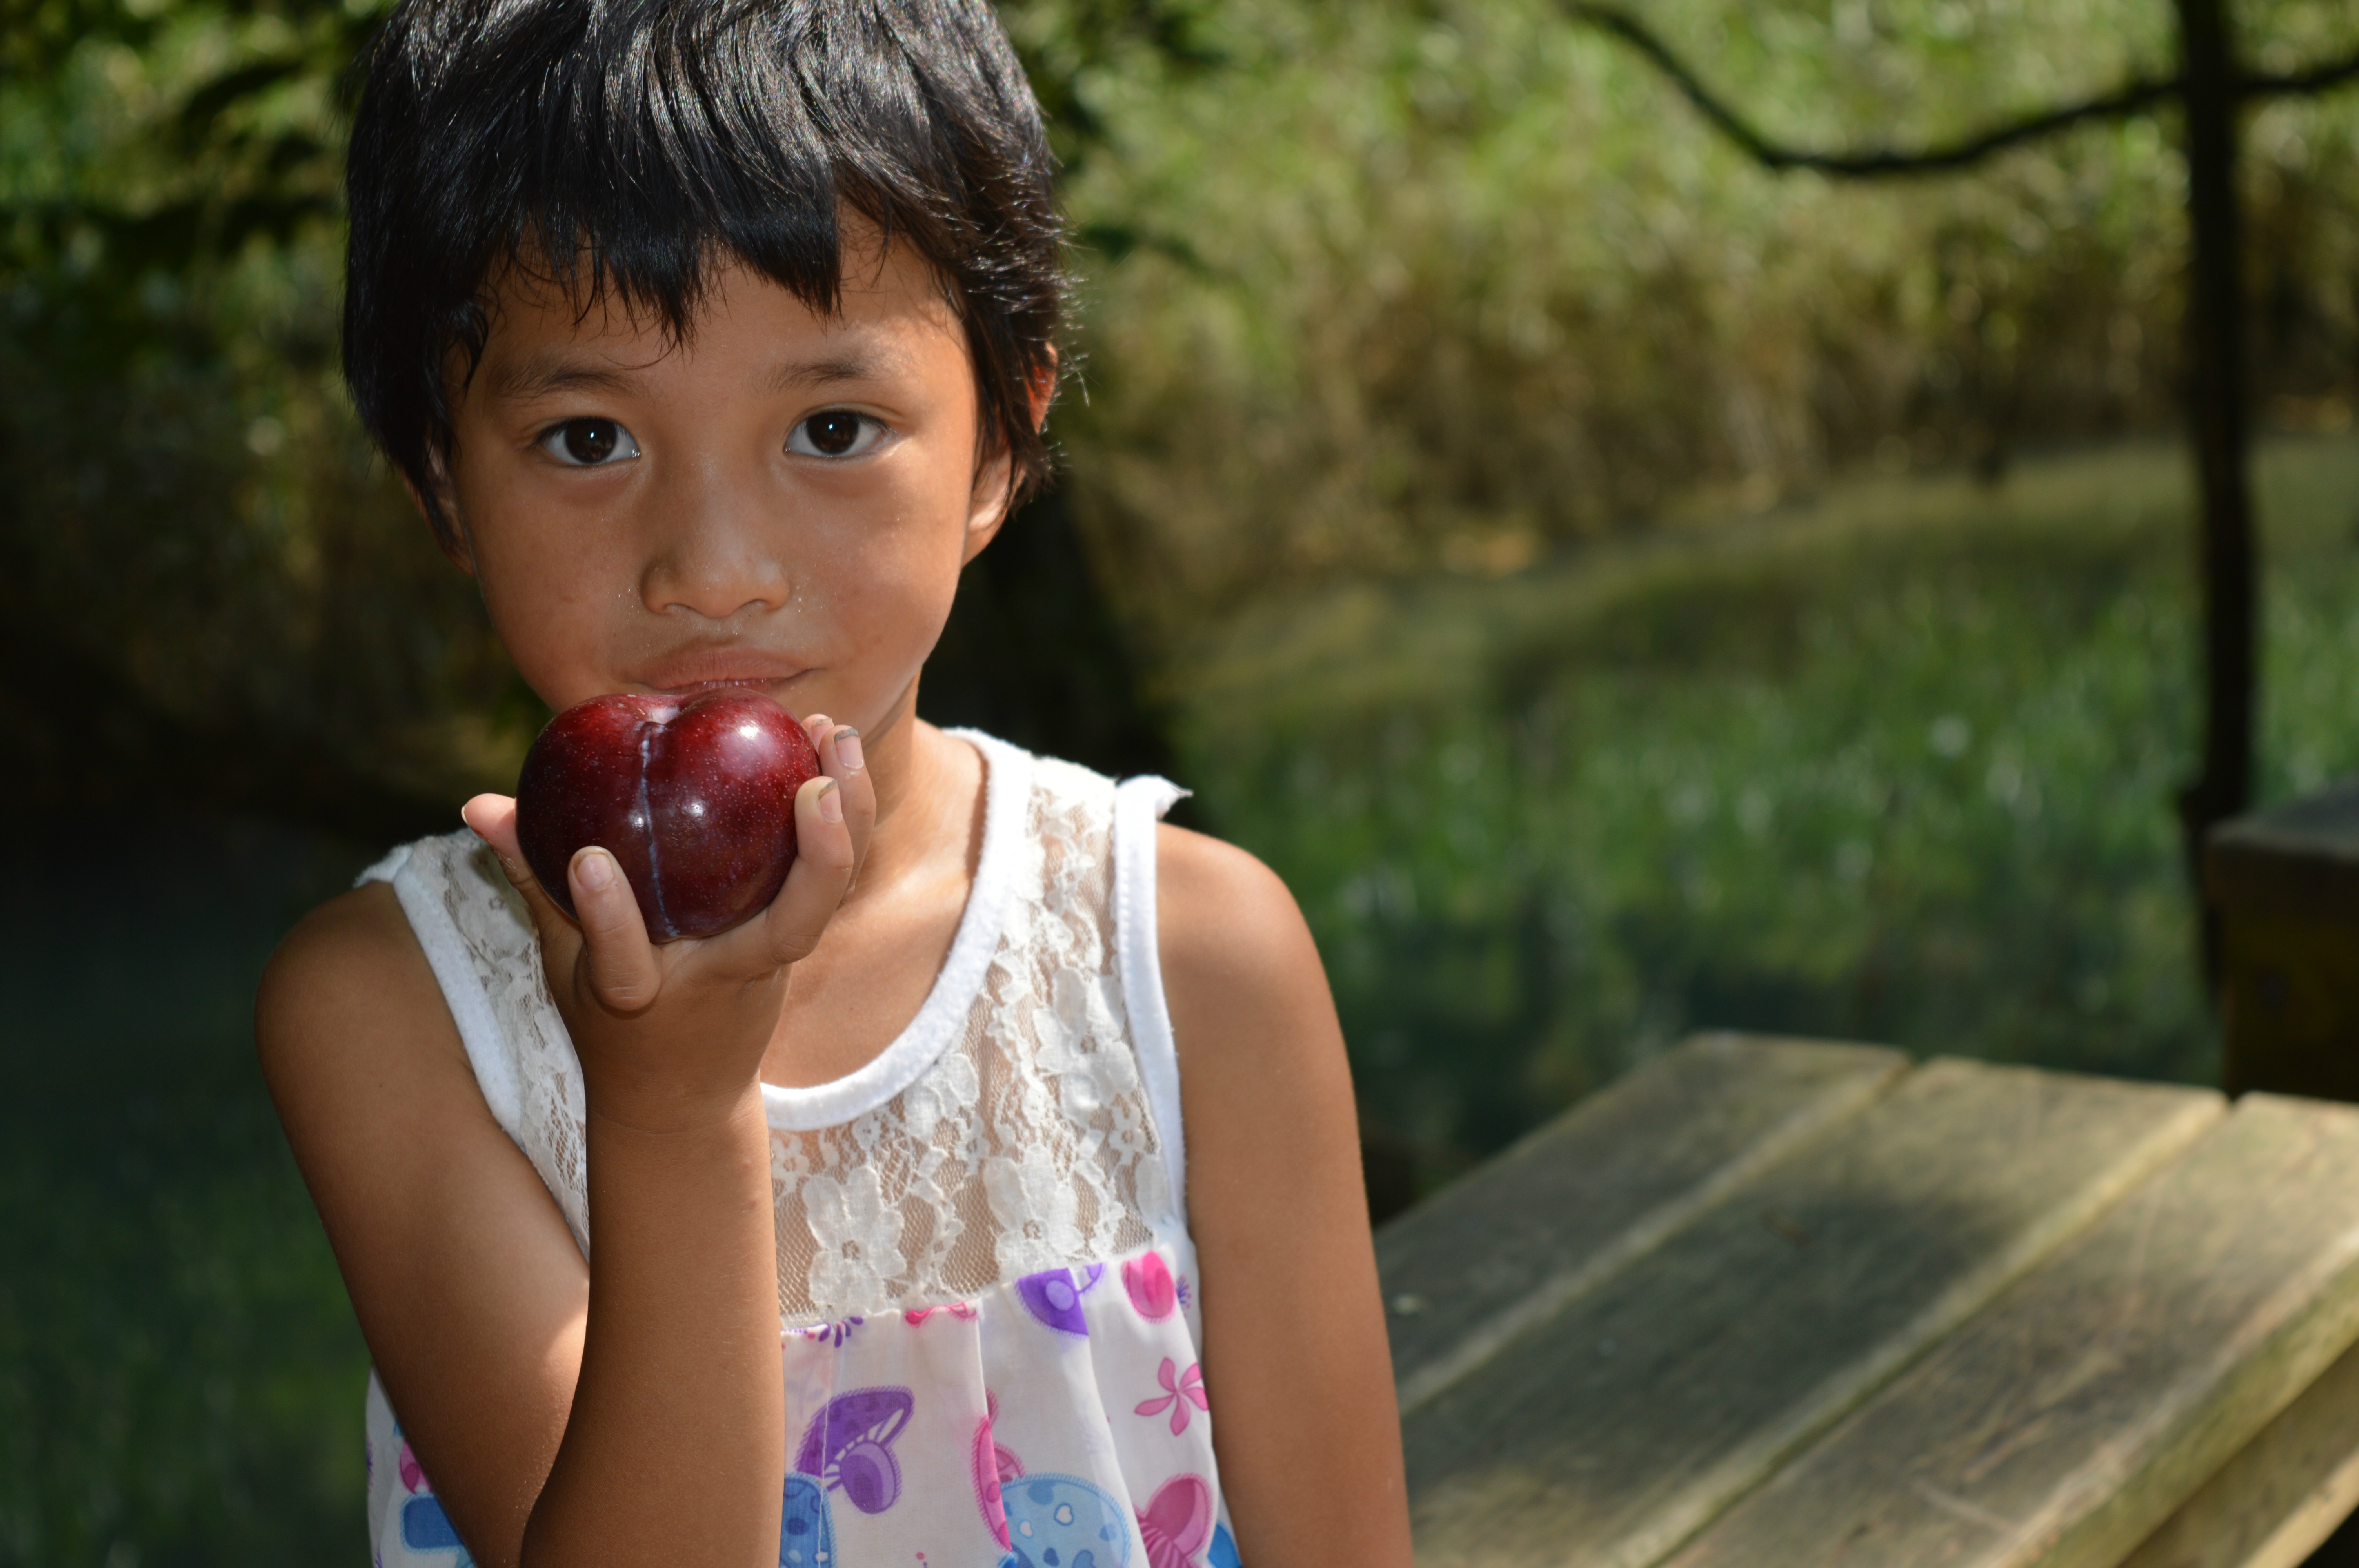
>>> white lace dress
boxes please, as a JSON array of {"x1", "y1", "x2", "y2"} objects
[{"x1": 354, "y1": 732, "x2": 1236, "y2": 1568}]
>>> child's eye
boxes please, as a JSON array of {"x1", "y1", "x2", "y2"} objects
[
  {"x1": 787, "y1": 411, "x2": 888, "y2": 459},
  {"x1": 539, "y1": 418, "x2": 641, "y2": 467}
]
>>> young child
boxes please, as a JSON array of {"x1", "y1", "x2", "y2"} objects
[{"x1": 254, "y1": 0, "x2": 1412, "y2": 1564}]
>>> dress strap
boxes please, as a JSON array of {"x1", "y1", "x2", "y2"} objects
[
  {"x1": 356, "y1": 838, "x2": 527, "y2": 1145},
  {"x1": 1113, "y1": 774, "x2": 1191, "y2": 1234}
]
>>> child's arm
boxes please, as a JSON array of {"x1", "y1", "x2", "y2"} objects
[
  {"x1": 257, "y1": 723, "x2": 873, "y2": 1568},
  {"x1": 1158, "y1": 826, "x2": 1416, "y2": 1566}
]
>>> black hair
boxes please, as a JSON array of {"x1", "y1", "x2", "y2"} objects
[{"x1": 343, "y1": 0, "x2": 1065, "y2": 548}]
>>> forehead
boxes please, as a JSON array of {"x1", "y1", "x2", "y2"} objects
[{"x1": 470, "y1": 228, "x2": 967, "y2": 396}]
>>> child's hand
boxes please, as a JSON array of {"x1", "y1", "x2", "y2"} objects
[{"x1": 460, "y1": 715, "x2": 876, "y2": 1131}]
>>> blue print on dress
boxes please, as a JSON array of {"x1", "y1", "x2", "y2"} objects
[
  {"x1": 401, "y1": 1495, "x2": 466, "y2": 1553},
  {"x1": 1207, "y1": 1521, "x2": 1242, "y2": 1568},
  {"x1": 779, "y1": 1474, "x2": 835, "y2": 1567},
  {"x1": 389, "y1": 1426, "x2": 474, "y2": 1566},
  {"x1": 999, "y1": 1472, "x2": 1132, "y2": 1568}
]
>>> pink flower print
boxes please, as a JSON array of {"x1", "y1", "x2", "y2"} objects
[
  {"x1": 1135, "y1": 1358, "x2": 1209, "y2": 1435},
  {"x1": 397, "y1": 1440, "x2": 427, "y2": 1494}
]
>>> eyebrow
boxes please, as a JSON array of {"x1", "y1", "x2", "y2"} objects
[
  {"x1": 480, "y1": 356, "x2": 643, "y2": 402},
  {"x1": 766, "y1": 349, "x2": 901, "y2": 393},
  {"x1": 478, "y1": 348, "x2": 905, "y2": 403}
]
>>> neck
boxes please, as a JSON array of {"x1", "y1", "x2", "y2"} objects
[{"x1": 837, "y1": 675, "x2": 976, "y2": 911}]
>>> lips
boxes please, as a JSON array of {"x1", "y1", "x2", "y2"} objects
[{"x1": 631, "y1": 646, "x2": 809, "y2": 697}]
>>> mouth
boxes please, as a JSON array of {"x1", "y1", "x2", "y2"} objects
[{"x1": 632, "y1": 649, "x2": 812, "y2": 698}]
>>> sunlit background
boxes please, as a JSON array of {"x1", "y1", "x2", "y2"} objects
[{"x1": 5, "y1": 0, "x2": 2359, "y2": 1559}]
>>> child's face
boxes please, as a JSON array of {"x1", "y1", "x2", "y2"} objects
[{"x1": 438, "y1": 233, "x2": 1010, "y2": 731}]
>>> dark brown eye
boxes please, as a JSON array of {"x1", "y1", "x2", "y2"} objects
[
  {"x1": 788, "y1": 411, "x2": 883, "y2": 458},
  {"x1": 542, "y1": 418, "x2": 639, "y2": 466}
]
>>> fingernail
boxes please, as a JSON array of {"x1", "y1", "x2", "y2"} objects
[
  {"x1": 817, "y1": 779, "x2": 843, "y2": 824},
  {"x1": 834, "y1": 728, "x2": 863, "y2": 773},
  {"x1": 577, "y1": 849, "x2": 615, "y2": 891}
]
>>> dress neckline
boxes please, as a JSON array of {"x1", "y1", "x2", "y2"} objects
[{"x1": 759, "y1": 730, "x2": 1030, "y2": 1132}]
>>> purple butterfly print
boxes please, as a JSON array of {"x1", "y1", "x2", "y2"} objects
[
  {"x1": 795, "y1": 1387, "x2": 915, "y2": 1515},
  {"x1": 1016, "y1": 1264, "x2": 1104, "y2": 1335}
]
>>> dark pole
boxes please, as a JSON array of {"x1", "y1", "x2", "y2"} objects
[{"x1": 2174, "y1": 0, "x2": 2257, "y2": 984}]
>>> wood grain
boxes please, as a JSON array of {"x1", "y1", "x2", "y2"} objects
[
  {"x1": 2116, "y1": 1330, "x2": 2359, "y2": 1568},
  {"x1": 1404, "y1": 1058, "x2": 2223, "y2": 1568},
  {"x1": 1661, "y1": 1093, "x2": 2359, "y2": 1568},
  {"x1": 1378, "y1": 1033, "x2": 1907, "y2": 1413}
]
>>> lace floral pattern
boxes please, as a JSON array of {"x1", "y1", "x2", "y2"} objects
[{"x1": 394, "y1": 746, "x2": 1177, "y2": 1324}]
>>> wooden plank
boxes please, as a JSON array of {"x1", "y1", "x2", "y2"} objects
[
  {"x1": 1405, "y1": 1059, "x2": 2223, "y2": 1568},
  {"x1": 1661, "y1": 1093, "x2": 2359, "y2": 1568},
  {"x1": 2206, "y1": 779, "x2": 2359, "y2": 923},
  {"x1": 1379, "y1": 1033, "x2": 1908, "y2": 1413},
  {"x1": 2117, "y1": 1331, "x2": 2359, "y2": 1568}
]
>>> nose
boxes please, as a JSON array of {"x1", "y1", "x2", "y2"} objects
[{"x1": 637, "y1": 456, "x2": 793, "y2": 622}]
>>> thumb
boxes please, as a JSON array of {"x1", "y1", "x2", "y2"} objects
[
  {"x1": 462, "y1": 793, "x2": 575, "y2": 934},
  {"x1": 464, "y1": 795, "x2": 656, "y2": 1015},
  {"x1": 566, "y1": 847, "x2": 663, "y2": 1015}
]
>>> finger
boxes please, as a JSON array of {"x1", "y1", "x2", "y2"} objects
[
  {"x1": 761, "y1": 776, "x2": 856, "y2": 967},
  {"x1": 568, "y1": 846, "x2": 663, "y2": 1014},
  {"x1": 818, "y1": 723, "x2": 878, "y2": 868}
]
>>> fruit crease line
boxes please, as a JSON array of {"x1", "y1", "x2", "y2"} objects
[{"x1": 637, "y1": 724, "x2": 670, "y2": 938}]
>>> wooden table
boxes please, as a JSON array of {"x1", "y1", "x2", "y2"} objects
[
  {"x1": 2207, "y1": 780, "x2": 2359, "y2": 1100},
  {"x1": 1379, "y1": 1034, "x2": 2359, "y2": 1568}
]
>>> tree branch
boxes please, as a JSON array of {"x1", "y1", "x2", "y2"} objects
[
  {"x1": 1564, "y1": 6, "x2": 2359, "y2": 180},
  {"x1": 2246, "y1": 41, "x2": 2359, "y2": 100}
]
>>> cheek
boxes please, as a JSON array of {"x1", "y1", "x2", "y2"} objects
[
  {"x1": 465, "y1": 509, "x2": 640, "y2": 699},
  {"x1": 804, "y1": 475, "x2": 974, "y2": 660}
]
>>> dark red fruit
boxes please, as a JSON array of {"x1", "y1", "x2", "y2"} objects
[{"x1": 514, "y1": 690, "x2": 823, "y2": 942}]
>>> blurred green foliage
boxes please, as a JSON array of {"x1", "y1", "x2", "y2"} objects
[
  {"x1": 1, "y1": 0, "x2": 513, "y2": 835},
  {"x1": 1176, "y1": 436, "x2": 2359, "y2": 1179},
  {"x1": 1051, "y1": 0, "x2": 2359, "y2": 630}
]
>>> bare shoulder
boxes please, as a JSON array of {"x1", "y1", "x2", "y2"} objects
[
  {"x1": 256, "y1": 880, "x2": 465, "y2": 1109},
  {"x1": 1153, "y1": 822, "x2": 1331, "y2": 1022},
  {"x1": 1153, "y1": 821, "x2": 1349, "y2": 1116},
  {"x1": 255, "y1": 878, "x2": 496, "y2": 1240}
]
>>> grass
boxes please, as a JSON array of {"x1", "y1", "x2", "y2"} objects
[
  {"x1": 5, "y1": 435, "x2": 2356, "y2": 1563},
  {"x1": 1169, "y1": 434, "x2": 2359, "y2": 1187}
]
